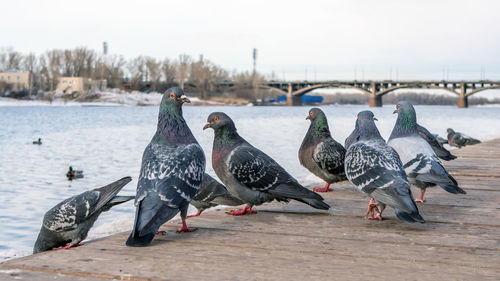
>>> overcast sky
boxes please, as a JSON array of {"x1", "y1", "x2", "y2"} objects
[{"x1": 2, "y1": 0, "x2": 499, "y2": 80}]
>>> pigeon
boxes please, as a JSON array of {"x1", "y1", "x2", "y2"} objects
[
  {"x1": 33, "y1": 138, "x2": 42, "y2": 145},
  {"x1": 188, "y1": 173, "x2": 243, "y2": 218},
  {"x1": 204, "y1": 112, "x2": 330, "y2": 215},
  {"x1": 299, "y1": 108, "x2": 346, "y2": 192},
  {"x1": 447, "y1": 128, "x2": 481, "y2": 148},
  {"x1": 126, "y1": 87, "x2": 205, "y2": 247},
  {"x1": 344, "y1": 111, "x2": 424, "y2": 223},
  {"x1": 66, "y1": 166, "x2": 84, "y2": 180},
  {"x1": 388, "y1": 101, "x2": 466, "y2": 203},
  {"x1": 417, "y1": 124, "x2": 456, "y2": 161},
  {"x1": 33, "y1": 177, "x2": 133, "y2": 253}
]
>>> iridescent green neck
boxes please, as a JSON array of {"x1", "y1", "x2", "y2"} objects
[
  {"x1": 390, "y1": 111, "x2": 417, "y2": 139},
  {"x1": 310, "y1": 115, "x2": 331, "y2": 138}
]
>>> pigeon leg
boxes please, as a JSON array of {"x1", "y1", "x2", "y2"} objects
[
  {"x1": 313, "y1": 183, "x2": 333, "y2": 193},
  {"x1": 156, "y1": 231, "x2": 167, "y2": 236},
  {"x1": 415, "y1": 189, "x2": 426, "y2": 203},
  {"x1": 373, "y1": 204, "x2": 385, "y2": 221},
  {"x1": 226, "y1": 205, "x2": 257, "y2": 216},
  {"x1": 365, "y1": 198, "x2": 380, "y2": 220},
  {"x1": 187, "y1": 211, "x2": 202, "y2": 219},
  {"x1": 176, "y1": 216, "x2": 197, "y2": 233}
]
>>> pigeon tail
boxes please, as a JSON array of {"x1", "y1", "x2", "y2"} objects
[
  {"x1": 437, "y1": 183, "x2": 467, "y2": 194},
  {"x1": 394, "y1": 208, "x2": 425, "y2": 223},
  {"x1": 296, "y1": 197, "x2": 330, "y2": 210},
  {"x1": 465, "y1": 139, "x2": 481, "y2": 145},
  {"x1": 105, "y1": 196, "x2": 135, "y2": 208},
  {"x1": 126, "y1": 200, "x2": 180, "y2": 247},
  {"x1": 269, "y1": 183, "x2": 330, "y2": 210},
  {"x1": 93, "y1": 177, "x2": 132, "y2": 215},
  {"x1": 270, "y1": 182, "x2": 325, "y2": 201}
]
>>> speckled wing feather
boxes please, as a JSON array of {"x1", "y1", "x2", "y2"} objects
[
  {"x1": 345, "y1": 140, "x2": 418, "y2": 214},
  {"x1": 345, "y1": 140, "x2": 405, "y2": 194},
  {"x1": 43, "y1": 177, "x2": 132, "y2": 233},
  {"x1": 228, "y1": 145, "x2": 296, "y2": 192},
  {"x1": 312, "y1": 139, "x2": 346, "y2": 175},
  {"x1": 136, "y1": 143, "x2": 204, "y2": 208}
]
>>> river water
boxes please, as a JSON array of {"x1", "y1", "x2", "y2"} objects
[{"x1": 1, "y1": 104, "x2": 499, "y2": 260}]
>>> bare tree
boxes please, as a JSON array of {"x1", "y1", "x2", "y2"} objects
[
  {"x1": 127, "y1": 56, "x2": 146, "y2": 90},
  {"x1": 145, "y1": 57, "x2": 161, "y2": 92},
  {"x1": 62, "y1": 50, "x2": 73, "y2": 76},
  {"x1": 176, "y1": 54, "x2": 191, "y2": 90},
  {"x1": 72, "y1": 47, "x2": 95, "y2": 77},
  {"x1": 22, "y1": 53, "x2": 38, "y2": 94},
  {"x1": 0, "y1": 47, "x2": 23, "y2": 71},
  {"x1": 42, "y1": 50, "x2": 63, "y2": 93},
  {"x1": 161, "y1": 58, "x2": 177, "y2": 87},
  {"x1": 106, "y1": 55, "x2": 126, "y2": 88}
]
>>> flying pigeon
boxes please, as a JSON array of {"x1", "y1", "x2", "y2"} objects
[
  {"x1": 126, "y1": 87, "x2": 205, "y2": 247},
  {"x1": 388, "y1": 101, "x2": 466, "y2": 203},
  {"x1": 447, "y1": 128, "x2": 481, "y2": 148},
  {"x1": 299, "y1": 108, "x2": 346, "y2": 192},
  {"x1": 33, "y1": 177, "x2": 133, "y2": 253},
  {"x1": 188, "y1": 173, "x2": 243, "y2": 218},
  {"x1": 344, "y1": 111, "x2": 424, "y2": 223},
  {"x1": 66, "y1": 166, "x2": 84, "y2": 180},
  {"x1": 417, "y1": 124, "x2": 456, "y2": 161},
  {"x1": 204, "y1": 112, "x2": 330, "y2": 215}
]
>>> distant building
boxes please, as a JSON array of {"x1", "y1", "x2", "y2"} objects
[
  {"x1": 56, "y1": 77, "x2": 106, "y2": 93},
  {"x1": 0, "y1": 72, "x2": 33, "y2": 90}
]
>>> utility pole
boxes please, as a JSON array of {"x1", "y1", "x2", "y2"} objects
[
  {"x1": 252, "y1": 48, "x2": 258, "y2": 101},
  {"x1": 102, "y1": 41, "x2": 108, "y2": 91}
]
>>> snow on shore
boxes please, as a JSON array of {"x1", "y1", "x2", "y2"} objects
[{"x1": 0, "y1": 90, "x2": 217, "y2": 107}]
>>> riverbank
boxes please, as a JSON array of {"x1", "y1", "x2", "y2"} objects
[
  {"x1": 0, "y1": 91, "x2": 252, "y2": 107},
  {"x1": 1, "y1": 139, "x2": 499, "y2": 280}
]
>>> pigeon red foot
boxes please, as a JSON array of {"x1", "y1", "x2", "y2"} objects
[
  {"x1": 415, "y1": 189, "x2": 426, "y2": 203},
  {"x1": 314, "y1": 183, "x2": 333, "y2": 192},
  {"x1": 226, "y1": 205, "x2": 257, "y2": 216},
  {"x1": 53, "y1": 242, "x2": 81, "y2": 251},
  {"x1": 187, "y1": 211, "x2": 202, "y2": 219},
  {"x1": 365, "y1": 198, "x2": 382, "y2": 220},
  {"x1": 177, "y1": 217, "x2": 197, "y2": 233},
  {"x1": 156, "y1": 231, "x2": 167, "y2": 236}
]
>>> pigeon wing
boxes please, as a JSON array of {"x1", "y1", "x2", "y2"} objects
[
  {"x1": 42, "y1": 177, "x2": 132, "y2": 233},
  {"x1": 345, "y1": 141, "x2": 406, "y2": 194},
  {"x1": 228, "y1": 145, "x2": 294, "y2": 192},
  {"x1": 312, "y1": 139, "x2": 346, "y2": 175}
]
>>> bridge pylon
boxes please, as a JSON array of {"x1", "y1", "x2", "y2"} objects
[{"x1": 369, "y1": 95, "x2": 382, "y2": 107}]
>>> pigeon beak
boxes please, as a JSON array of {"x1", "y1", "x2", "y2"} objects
[
  {"x1": 305, "y1": 116, "x2": 310, "y2": 120},
  {"x1": 393, "y1": 109, "x2": 398, "y2": 114},
  {"x1": 203, "y1": 122, "x2": 211, "y2": 130},
  {"x1": 373, "y1": 117, "x2": 378, "y2": 121},
  {"x1": 181, "y1": 95, "x2": 190, "y2": 103}
]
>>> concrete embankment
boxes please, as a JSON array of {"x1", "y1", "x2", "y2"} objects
[{"x1": 1, "y1": 139, "x2": 499, "y2": 280}]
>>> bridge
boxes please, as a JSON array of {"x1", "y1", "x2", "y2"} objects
[
  {"x1": 218, "y1": 80, "x2": 500, "y2": 107},
  {"x1": 263, "y1": 80, "x2": 500, "y2": 107}
]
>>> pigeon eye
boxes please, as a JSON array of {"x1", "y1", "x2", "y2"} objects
[
  {"x1": 309, "y1": 112, "x2": 313, "y2": 116},
  {"x1": 397, "y1": 104, "x2": 401, "y2": 109},
  {"x1": 214, "y1": 116, "x2": 220, "y2": 121},
  {"x1": 169, "y1": 93, "x2": 175, "y2": 99}
]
